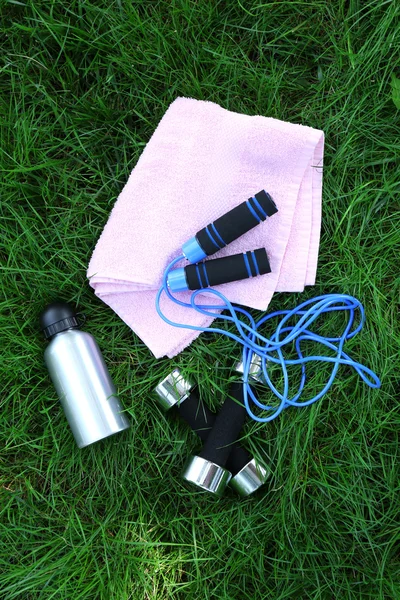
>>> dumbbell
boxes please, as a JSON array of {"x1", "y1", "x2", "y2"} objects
[
  {"x1": 154, "y1": 362, "x2": 268, "y2": 497},
  {"x1": 182, "y1": 355, "x2": 267, "y2": 497}
]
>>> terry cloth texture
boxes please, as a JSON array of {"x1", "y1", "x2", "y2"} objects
[{"x1": 88, "y1": 97, "x2": 324, "y2": 358}]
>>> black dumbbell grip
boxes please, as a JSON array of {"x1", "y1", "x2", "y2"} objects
[
  {"x1": 176, "y1": 389, "x2": 252, "y2": 473},
  {"x1": 196, "y1": 190, "x2": 277, "y2": 257},
  {"x1": 176, "y1": 389, "x2": 214, "y2": 441},
  {"x1": 227, "y1": 444, "x2": 253, "y2": 475},
  {"x1": 185, "y1": 248, "x2": 270, "y2": 290},
  {"x1": 198, "y1": 381, "x2": 248, "y2": 468}
]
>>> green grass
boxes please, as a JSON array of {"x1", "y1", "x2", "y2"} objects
[{"x1": 1, "y1": 0, "x2": 399, "y2": 598}]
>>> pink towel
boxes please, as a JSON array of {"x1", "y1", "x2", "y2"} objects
[{"x1": 88, "y1": 98, "x2": 324, "y2": 358}]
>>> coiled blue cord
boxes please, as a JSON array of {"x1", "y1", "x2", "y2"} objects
[{"x1": 155, "y1": 255, "x2": 381, "y2": 422}]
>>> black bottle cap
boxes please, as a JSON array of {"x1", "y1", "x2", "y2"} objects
[{"x1": 39, "y1": 301, "x2": 80, "y2": 339}]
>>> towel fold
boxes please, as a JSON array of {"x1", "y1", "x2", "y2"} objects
[{"x1": 88, "y1": 97, "x2": 324, "y2": 358}]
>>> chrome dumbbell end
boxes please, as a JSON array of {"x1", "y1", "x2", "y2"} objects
[
  {"x1": 153, "y1": 368, "x2": 194, "y2": 411},
  {"x1": 235, "y1": 353, "x2": 265, "y2": 384},
  {"x1": 182, "y1": 455, "x2": 232, "y2": 497},
  {"x1": 229, "y1": 458, "x2": 269, "y2": 497}
]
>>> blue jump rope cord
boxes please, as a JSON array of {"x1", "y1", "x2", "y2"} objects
[{"x1": 155, "y1": 255, "x2": 381, "y2": 423}]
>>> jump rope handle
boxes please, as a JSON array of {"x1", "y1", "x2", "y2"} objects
[
  {"x1": 154, "y1": 368, "x2": 268, "y2": 497},
  {"x1": 167, "y1": 248, "x2": 271, "y2": 292},
  {"x1": 182, "y1": 357, "x2": 269, "y2": 497},
  {"x1": 181, "y1": 190, "x2": 278, "y2": 264}
]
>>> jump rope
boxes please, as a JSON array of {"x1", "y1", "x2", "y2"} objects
[{"x1": 155, "y1": 191, "x2": 381, "y2": 423}]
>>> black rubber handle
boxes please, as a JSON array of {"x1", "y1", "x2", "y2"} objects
[
  {"x1": 176, "y1": 389, "x2": 252, "y2": 474},
  {"x1": 227, "y1": 444, "x2": 253, "y2": 475},
  {"x1": 184, "y1": 248, "x2": 271, "y2": 290},
  {"x1": 198, "y1": 381, "x2": 248, "y2": 468},
  {"x1": 176, "y1": 389, "x2": 214, "y2": 441},
  {"x1": 196, "y1": 190, "x2": 277, "y2": 257}
]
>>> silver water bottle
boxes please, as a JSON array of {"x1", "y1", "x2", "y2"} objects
[{"x1": 40, "y1": 301, "x2": 130, "y2": 448}]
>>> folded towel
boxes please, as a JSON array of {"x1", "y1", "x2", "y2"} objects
[{"x1": 88, "y1": 97, "x2": 324, "y2": 358}]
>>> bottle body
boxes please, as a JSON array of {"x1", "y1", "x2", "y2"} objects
[{"x1": 44, "y1": 329, "x2": 130, "y2": 448}]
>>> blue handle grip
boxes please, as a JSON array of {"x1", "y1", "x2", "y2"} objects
[
  {"x1": 182, "y1": 190, "x2": 277, "y2": 263},
  {"x1": 167, "y1": 248, "x2": 271, "y2": 292}
]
